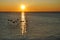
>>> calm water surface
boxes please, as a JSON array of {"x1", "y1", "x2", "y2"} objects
[{"x1": 0, "y1": 12, "x2": 60, "y2": 40}]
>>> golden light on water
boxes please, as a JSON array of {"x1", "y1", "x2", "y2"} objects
[{"x1": 21, "y1": 12, "x2": 26, "y2": 35}]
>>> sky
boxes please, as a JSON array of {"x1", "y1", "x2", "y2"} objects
[{"x1": 0, "y1": 0, "x2": 60, "y2": 12}]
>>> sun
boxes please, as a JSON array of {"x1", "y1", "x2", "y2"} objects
[{"x1": 20, "y1": 5, "x2": 26, "y2": 10}]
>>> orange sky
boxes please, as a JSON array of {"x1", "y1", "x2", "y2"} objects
[{"x1": 0, "y1": 0, "x2": 60, "y2": 12}]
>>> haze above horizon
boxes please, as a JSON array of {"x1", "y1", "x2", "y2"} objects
[{"x1": 0, "y1": 0, "x2": 60, "y2": 12}]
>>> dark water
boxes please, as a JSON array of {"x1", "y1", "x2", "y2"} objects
[{"x1": 0, "y1": 12, "x2": 60, "y2": 40}]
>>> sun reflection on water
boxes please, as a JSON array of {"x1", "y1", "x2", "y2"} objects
[{"x1": 21, "y1": 12, "x2": 26, "y2": 35}]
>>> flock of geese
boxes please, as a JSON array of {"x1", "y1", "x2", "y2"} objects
[{"x1": 8, "y1": 19, "x2": 19, "y2": 24}]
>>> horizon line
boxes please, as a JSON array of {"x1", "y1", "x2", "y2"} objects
[{"x1": 0, "y1": 10, "x2": 60, "y2": 12}]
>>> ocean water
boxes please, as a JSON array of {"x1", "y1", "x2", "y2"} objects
[{"x1": 0, "y1": 12, "x2": 60, "y2": 40}]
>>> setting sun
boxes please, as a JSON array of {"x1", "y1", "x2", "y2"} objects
[{"x1": 20, "y1": 5, "x2": 26, "y2": 11}]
